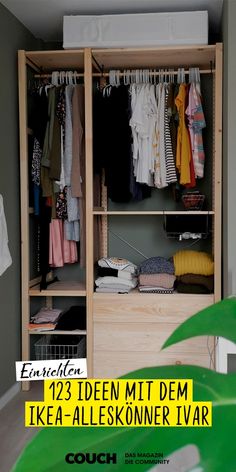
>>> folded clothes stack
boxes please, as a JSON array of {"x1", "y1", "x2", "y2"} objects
[
  {"x1": 138, "y1": 256, "x2": 175, "y2": 293},
  {"x1": 29, "y1": 307, "x2": 62, "y2": 331},
  {"x1": 28, "y1": 322, "x2": 57, "y2": 331},
  {"x1": 56, "y1": 306, "x2": 86, "y2": 330},
  {"x1": 95, "y1": 257, "x2": 138, "y2": 293},
  {"x1": 173, "y1": 250, "x2": 214, "y2": 294}
]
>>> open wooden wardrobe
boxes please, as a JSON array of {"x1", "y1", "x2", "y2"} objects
[{"x1": 18, "y1": 44, "x2": 222, "y2": 389}]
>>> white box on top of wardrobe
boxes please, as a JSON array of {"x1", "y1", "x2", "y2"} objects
[{"x1": 63, "y1": 11, "x2": 208, "y2": 49}]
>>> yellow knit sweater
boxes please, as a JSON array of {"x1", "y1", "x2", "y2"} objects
[{"x1": 173, "y1": 250, "x2": 214, "y2": 276}]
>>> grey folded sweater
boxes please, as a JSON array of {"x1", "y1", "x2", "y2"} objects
[{"x1": 139, "y1": 257, "x2": 174, "y2": 275}]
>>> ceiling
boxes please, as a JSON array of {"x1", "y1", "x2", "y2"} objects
[{"x1": 1, "y1": 0, "x2": 224, "y2": 42}]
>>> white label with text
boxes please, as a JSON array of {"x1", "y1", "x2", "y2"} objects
[{"x1": 16, "y1": 359, "x2": 87, "y2": 381}]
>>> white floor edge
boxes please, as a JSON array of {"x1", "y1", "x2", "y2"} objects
[{"x1": 0, "y1": 383, "x2": 20, "y2": 411}]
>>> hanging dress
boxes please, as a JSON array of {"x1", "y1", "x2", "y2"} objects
[{"x1": 175, "y1": 84, "x2": 192, "y2": 185}]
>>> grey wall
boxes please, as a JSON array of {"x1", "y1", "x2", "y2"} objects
[
  {"x1": 222, "y1": 0, "x2": 236, "y2": 296},
  {"x1": 0, "y1": 3, "x2": 38, "y2": 397}
]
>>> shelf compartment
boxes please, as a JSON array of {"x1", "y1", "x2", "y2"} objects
[{"x1": 29, "y1": 281, "x2": 86, "y2": 297}]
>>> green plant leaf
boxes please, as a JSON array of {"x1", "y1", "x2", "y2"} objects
[
  {"x1": 12, "y1": 365, "x2": 236, "y2": 472},
  {"x1": 162, "y1": 297, "x2": 236, "y2": 350}
]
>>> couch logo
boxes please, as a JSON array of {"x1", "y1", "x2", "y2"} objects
[{"x1": 65, "y1": 452, "x2": 117, "y2": 465}]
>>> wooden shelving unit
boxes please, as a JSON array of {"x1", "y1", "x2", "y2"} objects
[
  {"x1": 18, "y1": 48, "x2": 87, "y2": 391},
  {"x1": 18, "y1": 43, "x2": 222, "y2": 386},
  {"x1": 90, "y1": 44, "x2": 222, "y2": 378}
]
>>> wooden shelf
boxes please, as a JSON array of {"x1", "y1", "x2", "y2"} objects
[
  {"x1": 28, "y1": 329, "x2": 86, "y2": 335},
  {"x1": 26, "y1": 45, "x2": 216, "y2": 74},
  {"x1": 93, "y1": 210, "x2": 215, "y2": 215},
  {"x1": 92, "y1": 45, "x2": 216, "y2": 70},
  {"x1": 30, "y1": 208, "x2": 214, "y2": 217},
  {"x1": 26, "y1": 50, "x2": 84, "y2": 72},
  {"x1": 94, "y1": 291, "x2": 214, "y2": 299},
  {"x1": 29, "y1": 281, "x2": 86, "y2": 297}
]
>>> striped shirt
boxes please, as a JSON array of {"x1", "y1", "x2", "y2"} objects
[{"x1": 164, "y1": 84, "x2": 177, "y2": 184}]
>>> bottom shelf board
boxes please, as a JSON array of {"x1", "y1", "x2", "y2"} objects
[
  {"x1": 28, "y1": 330, "x2": 86, "y2": 335},
  {"x1": 93, "y1": 290, "x2": 214, "y2": 298},
  {"x1": 29, "y1": 280, "x2": 86, "y2": 296}
]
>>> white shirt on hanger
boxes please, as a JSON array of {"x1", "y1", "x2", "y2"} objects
[
  {"x1": 0, "y1": 194, "x2": 12, "y2": 276},
  {"x1": 154, "y1": 83, "x2": 167, "y2": 189},
  {"x1": 130, "y1": 84, "x2": 156, "y2": 186}
]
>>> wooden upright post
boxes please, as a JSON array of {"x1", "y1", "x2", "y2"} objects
[
  {"x1": 18, "y1": 50, "x2": 30, "y2": 391},
  {"x1": 214, "y1": 43, "x2": 223, "y2": 302},
  {"x1": 84, "y1": 48, "x2": 94, "y2": 377}
]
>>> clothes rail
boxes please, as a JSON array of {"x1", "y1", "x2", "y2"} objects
[{"x1": 34, "y1": 69, "x2": 214, "y2": 79}]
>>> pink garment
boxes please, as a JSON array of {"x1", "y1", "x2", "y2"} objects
[
  {"x1": 49, "y1": 219, "x2": 78, "y2": 267},
  {"x1": 186, "y1": 83, "x2": 206, "y2": 178}
]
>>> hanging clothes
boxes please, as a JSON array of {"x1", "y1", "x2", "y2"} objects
[
  {"x1": 167, "y1": 82, "x2": 178, "y2": 161},
  {"x1": 48, "y1": 95, "x2": 61, "y2": 181},
  {"x1": 29, "y1": 86, "x2": 48, "y2": 149},
  {"x1": 64, "y1": 219, "x2": 80, "y2": 241},
  {"x1": 65, "y1": 187, "x2": 80, "y2": 243},
  {"x1": 31, "y1": 138, "x2": 41, "y2": 186},
  {"x1": 102, "y1": 84, "x2": 133, "y2": 202},
  {"x1": 71, "y1": 84, "x2": 84, "y2": 198},
  {"x1": 56, "y1": 85, "x2": 66, "y2": 189},
  {"x1": 0, "y1": 195, "x2": 12, "y2": 276},
  {"x1": 30, "y1": 86, "x2": 49, "y2": 211},
  {"x1": 130, "y1": 83, "x2": 155, "y2": 186},
  {"x1": 41, "y1": 86, "x2": 58, "y2": 197},
  {"x1": 153, "y1": 83, "x2": 162, "y2": 188},
  {"x1": 186, "y1": 82, "x2": 206, "y2": 179},
  {"x1": 41, "y1": 86, "x2": 56, "y2": 169},
  {"x1": 153, "y1": 82, "x2": 177, "y2": 188},
  {"x1": 130, "y1": 81, "x2": 177, "y2": 189},
  {"x1": 184, "y1": 83, "x2": 196, "y2": 189},
  {"x1": 64, "y1": 84, "x2": 74, "y2": 187},
  {"x1": 175, "y1": 84, "x2": 192, "y2": 186},
  {"x1": 71, "y1": 84, "x2": 86, "y2": 267},
  {"x1": 38, "y1": 197, "x2": 51, "y2": 287},
  {"x1": 164, "y1": 83, "x2": 177, "y2": 185},
  {"x1": 128, "y1": 86, "x2": 152, "y2": 201},
  {"x1": 56, "y1": 187, "x2": 67, "y2": 220},
  {"x1": 93, "y1": 88, "x2": 106, "y2": 173},
  {"x1": 93, "y1": 84, "x2": 152, "y2": 202},
  {"x1": 94, "y1": 69, "x2": 207, "y2": 202},
  {"x1": 158, "y1": 83, "x2": 168, "y2": 188},
  {"x1": 28, "y1": 75, "x2": 85, "y2": 283},
  {"x1": 49, "y1": 219, "x2": 78, "y2": 267}
]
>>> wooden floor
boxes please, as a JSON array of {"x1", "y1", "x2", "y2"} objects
[
  {"x1": 0, "y1": 382, "x2": 43, "y2": 472},
  {"x1": 0, "y1": 382, "x2": 201, "y2": 472}
]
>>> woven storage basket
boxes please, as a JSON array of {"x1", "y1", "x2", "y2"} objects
[{"x1": 181, "y1": 193, "x2": 205, "y2": 211}]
